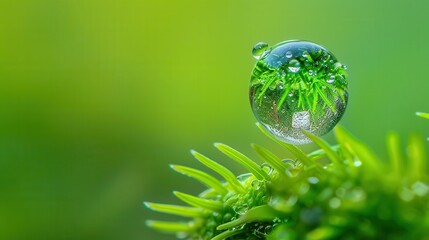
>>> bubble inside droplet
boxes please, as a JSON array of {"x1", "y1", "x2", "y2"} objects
[
  {"x1": 252, "y1": 42, "x2": 269, "y2": 60},
  {"x1": 327, "y1": 75, "x2": 335, "y2": 84},
  {"x1": 249, "y1": 40, "x2": 348, "y2": 144},
  {"x1": 287, "y1": 59, "x2": 301, "y2": 73}
]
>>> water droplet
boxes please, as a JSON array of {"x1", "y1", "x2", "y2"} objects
[
  {"x1": 342, "y1": 64, "x2": 348, "y2": 69},
  {"x1": 261, "y1": 163, "x2": 273, "y2": 174},
  {"x1": 236, "y1": 204, "x2": 249, "y2": 215},
  {"x1": 282, "y1": 159, "x2": 295, "y2": 166},
  {"x1": 250, "y1": 40, "x2": 348, "y2": 144},
  {"x1": 329, "y1": 197, "x2": 341, "y2": 208},
  {"x1": 286, "y1": 51, "x2": 293, "y2": 58},
  {"x1": 327, "y1": 75, "x2": 335, "y2": 84},
  {"x1": 287, "y1": 59, "x2": 300, "y2": 73},
  {"x1": 308, "y1": 177, "x2": 319, "y2": 184},
  {"x1": 252, "y1": 179, "x2": 262, "y2": 190},
  {"x1": 252, "y1": 42, "x2": 269, "y2": 60}
]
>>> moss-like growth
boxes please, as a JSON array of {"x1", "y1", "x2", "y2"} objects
[{"x1": 145, "y1": 114, "x2": 429, "y2": 240}]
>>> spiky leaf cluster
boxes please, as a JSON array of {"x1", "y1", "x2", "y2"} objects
[{"x1": 146, "y1": 114, "x2": 429, "y2": 240}]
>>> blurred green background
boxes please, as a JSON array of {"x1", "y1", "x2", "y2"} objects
[{"x1": 0, "y1": 0, "x2": 428, "y2": 239}]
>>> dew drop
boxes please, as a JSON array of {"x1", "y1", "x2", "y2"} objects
[
  {"x1": 252, "y1": 179, "x2": 262, "y2": 190},
  {"x1": 236, "y1": 204, "x2": 249, "y2": 215},
  {"x1": 287, "y1": 59, "x2": 300, "y2": 73},
  {"x1": 261, "y1": 163, "x2": 273, "y2": 174},
  {"x1": 282, "y1": 159, "x2": 295, "y2": 166},
  {"x1": 252, "y1": 42, "x2": 269, "y2": 60},
  {"x1": 250, "y1": 40, "x2": 348, "y2": 144}
]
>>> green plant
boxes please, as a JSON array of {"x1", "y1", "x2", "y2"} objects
[{"x1": 145, "y1": 113, "x2": 429, "y2": 240}]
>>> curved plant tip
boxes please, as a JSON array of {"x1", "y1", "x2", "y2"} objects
[{"x1": 145, "y1": 115, "x2": 429, "y2": 239}]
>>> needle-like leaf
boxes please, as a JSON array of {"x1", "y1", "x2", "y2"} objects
[
  {"x1": 174, "y1": 191, "x2": 223, "y2": 212},
  {"x1": 170, "y1": 165, "x2": 228, "y2": 195},
  {"x1": 215, "y1": 143, "x2": 271, "y2": 181}
]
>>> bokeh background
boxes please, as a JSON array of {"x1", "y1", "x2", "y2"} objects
[{"x1": 0, "y1": 0, "x2": 428, "y2": 239}]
